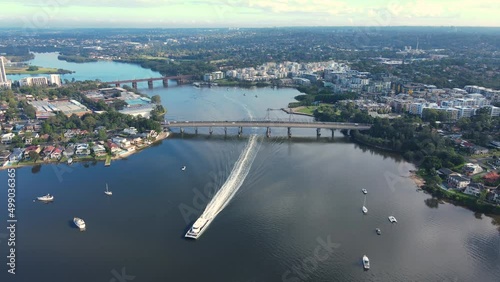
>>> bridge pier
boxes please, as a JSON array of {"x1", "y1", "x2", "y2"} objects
[
  {"x1": 317, "y1": 128, "x2": 321, "y2": 137},
  {"x1": 266, "y1": 127, "x2": 271, "y2": 138},
  {"x1": 163, "y1": 79, "x2": 169, "y2": 87},
  {"x1": 331, "y1": 129, "x2": 335, "y2": 139},
  {"x1": 224, "y1": 127, "x2": 227, "y2": 136},
  {"x1": 195, "y1": 127, "x2": 198, "y2": 135},
  {"x1": 209, "y1": 127, "x2": 213, "y2": 135},
  {"x1": 287, "y1": 127, "x2": 292, "y2": 138},
  {"x1": 180, "y1": 128, "x2": 184, "y2": 134},
  {"x1": 132, "y1": 82, "x2": 138, "y2": 89},
  {"x1": 238, "y1": 127, "x2": 243, "y2": 136},
  {"x1": 148, "y1": 80, "x2": 153, "y2": 89}
]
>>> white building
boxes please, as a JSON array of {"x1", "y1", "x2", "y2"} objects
[
  {"x1": 49, "y1": 74, "x2": 62, "y2": 86},
  {"x1": 0, "y1": 56, "x2": 11, "y2": 89},
  {"x1": 19, "y1": 76, "x2": 49, "y2": 87}
]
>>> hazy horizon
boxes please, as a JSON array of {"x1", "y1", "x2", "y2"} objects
[{"x1": 1, "y1": 0, "x2": 499, "y2": 28}]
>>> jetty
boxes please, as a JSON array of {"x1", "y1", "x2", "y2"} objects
[{"x1": 105, "y1": 155, "x2": 111, "y2": 166}]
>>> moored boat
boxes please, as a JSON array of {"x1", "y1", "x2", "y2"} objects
[
  {"x1": 362, "y1": 255, "x2": 370, "y2": 270},
  {"x1": 362, "y1": 189, "x2": 367, "y2": 194},
  {"x1": 73, "y1": 217, "x2": 86, "y2": 230},
  {"x1": 37, "y1": 194, "x2": 54, "y2": 202},
  {"x1": 376, "y1": 228, "x2": 381, "y2": 235}
]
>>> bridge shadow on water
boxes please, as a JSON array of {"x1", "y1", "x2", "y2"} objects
[{"x1": 167, "y1": 132, "x2": 353, "y2": 144}]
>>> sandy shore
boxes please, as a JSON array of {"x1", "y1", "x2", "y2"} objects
[{"x1": 409, "y1": 171, "x2": 426, "y2": 188}]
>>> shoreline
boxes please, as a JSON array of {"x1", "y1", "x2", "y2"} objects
[
  {"x1": 409, "y1": 171, "x2": 426, "y2": 188},
  {"x1": 0, "y1": 131, "x2": 170, "y2": 171}
]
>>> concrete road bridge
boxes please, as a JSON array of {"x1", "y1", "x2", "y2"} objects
[{"x1": 164, "y1": 119, "x2": 371, "y2": 138}]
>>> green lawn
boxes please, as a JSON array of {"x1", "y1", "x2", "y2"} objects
[
  {"x1": 297, "y1": 106, "x2": 317, "y2": 115},
  {"x1": 5, "y1": 66, "x2": 72, "y2": 75}
]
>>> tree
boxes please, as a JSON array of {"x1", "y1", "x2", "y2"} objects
[
  {"x1": 151, "y1": 95, "x2": 161, "y2": 104},
  {"x1": 27, "y1": 65, "x2": 39, "y2": 71},
  {"x1": 98, "y1": 129, "x2": 107, "y2": 141},
  {"x1": 28, "y1": 151, "x2": 39, "y2": 162}
]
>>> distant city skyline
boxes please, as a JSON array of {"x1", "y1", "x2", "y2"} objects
[{"x1": 1, "y1": 0, "x2": 499, "y2": 28}]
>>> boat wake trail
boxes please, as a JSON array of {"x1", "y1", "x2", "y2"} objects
[{"x1": 202, "y1": 134, "x2": 260, "y2": 220}]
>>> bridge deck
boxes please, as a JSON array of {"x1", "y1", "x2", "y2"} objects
[{"x1": 165, "y1": 121, "x2": 371, "y2": 130}]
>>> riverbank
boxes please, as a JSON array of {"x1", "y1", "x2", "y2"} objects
[
  {"x1": 347, "y1": 132, "x2": 500, "y2": 214},
  {"x1": 282, "y1": 106, "x2": 315, "y2": 117},
  {"x1": 0, "y1": 131, "x2": 171, "y2": 171},
  {"x1": 409, "y1": 171, "x2": 426, "y2": 188}
]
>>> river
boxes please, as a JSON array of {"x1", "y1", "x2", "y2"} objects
[{"x1": 1, "y1": 53, "x2": 499, "y2": 282}]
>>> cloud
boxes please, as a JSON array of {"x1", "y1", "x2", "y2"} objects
[{"x1": 1, "y1": 0, "x2": 499, "y2": 27}]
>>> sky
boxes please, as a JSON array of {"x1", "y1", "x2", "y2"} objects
[{"x1": 0, "y1": 0, "x2": 499, "y2": 28}]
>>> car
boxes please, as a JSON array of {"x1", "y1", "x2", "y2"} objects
[
  {"x1": 185, "y1": 121, "x2": 189, "y2": 123},
  {"x1": 232, "y1": 122, "x2": 235, "y2": 124},
  {"x1": 354, "y1": 123, "x2": 359, "y2": 126}
]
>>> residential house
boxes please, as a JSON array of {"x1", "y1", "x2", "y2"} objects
[
  {"x1": 437, "y1": 168, "x2": 454, "y2": 178},
  {"x1": 9, "y1": 148, "x2": 24, "y2": 162},
  {"x1": 1, "y1": 132, "x2": 15, "y2": 144},
  {"x1": 107, "y1": 141, "x2": 121, "y2": 154},
  {"x1": 24, "y1": 145, "x2": 41, "y2": 159},
  {"x1": 464, "y1": 183, "x2": 485, "y2": 197},
  {"x1": 123, "y1": 127, "x2": 138, "y2": 135},
  {"x1": 470, "y1": 146, "x2": 489, "y2": 155},
  {"x1": 92, "y1": 144, "x2": 107, "y2": 156},
  {"x1": 42, "y1": 145, "x2": 55, "y2": 157},
  {"x1": 0, "y1": 151, "x2": 11, "y2": 162},
  {"x1": 486, "y1": 189, "x2": 500, "y2": 205},
  {"x1": 63, "y1": 144, "x2": 75, "y2": 157},
  {"x1": 50, "y1": 147, "x2": 63, "y2": 159},
  {"x1": 447, "y1": 173, "x2": 470, "y2": 190},
  {"x1": 131, "y1": 137, "x2": 143, "y2": 145},
  {"x1": 75, "y1": 144, "x2": 90, "y2": 156},
  {"x1": 112, "y1": 137, "x2": 131, "y2": 149},
  {"x1": 463, "y1": 163, "x2": 483, "y2": 175},
  {"x1": 24, "y1": 133, "x2": 39, "y2": 145},
  {"x1": 2, "y1": 124, "x2": 13, "y2": 132}
]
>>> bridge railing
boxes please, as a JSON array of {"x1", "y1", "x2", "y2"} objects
[{"x1": 163, "y1": 119, "x2": 372, "y2": 127}]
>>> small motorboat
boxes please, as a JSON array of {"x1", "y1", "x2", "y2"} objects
[
  {"x1": 376, "y1": 228, "x2": 381, "y2": 235},
  {"x1": 362, "y1": 255, "x2": 370, "y2": 270},
  {"x1": 181, "y1": 166, "x2": 186, "y2": 171},
  {"x1": 37, "y1": 194, "x2": 54, "y2": 202},
  {"x1": 73, "y1": 217, "x2": 86, "y2": 230},
  {"x1": 362, "y1": 189, "x2": 367, "y2": 194},
  {"x1": 67, "y1": 158, "x2": 73, "y2": 164},
  {"x1": 362, "y1": 206, "x2": 368, "y2": 214},
  {"x1": 388, "y1": 216, "x2": 397, "y2": 223}
]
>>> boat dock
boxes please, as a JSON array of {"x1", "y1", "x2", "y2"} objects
[{"x1": 105, "y1": 156, "x2": 111, "y2": 166}]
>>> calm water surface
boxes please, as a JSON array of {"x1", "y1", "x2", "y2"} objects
[{"x1": 1, "y1": 54, "x2": 499, "y2": 282}]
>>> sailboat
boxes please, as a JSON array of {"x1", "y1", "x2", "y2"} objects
[{"x1": 104, "y1": 183, "x2": 112, "y2": 196}]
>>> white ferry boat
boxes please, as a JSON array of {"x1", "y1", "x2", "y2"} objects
[{"x1": 185, "y1": 217, "x2": 211, "y2": 239}]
